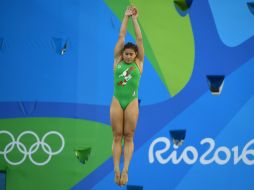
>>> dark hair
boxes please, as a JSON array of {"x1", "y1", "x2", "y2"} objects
[{"x1": 123, "y1": 42, "x2": 138, "y2": 53}]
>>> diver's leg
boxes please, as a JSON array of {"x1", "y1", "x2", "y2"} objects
[
  {"x1": 120, "y1": 98, "x2": 139, "y2": 185},
  {"x1": 110, "y1": 96, "x2": 124, "y2": 185}
]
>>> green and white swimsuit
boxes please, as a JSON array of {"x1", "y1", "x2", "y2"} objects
[{"x1": 114, "y1": 61, "x2": 141, "y2": 110}]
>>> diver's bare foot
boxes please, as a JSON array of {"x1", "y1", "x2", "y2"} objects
[
  {"x1": 120, "y1": 170, "x2": 128, "y2": 186},
  {"x1": 114, "y1": 170, "x2": 121, "y2": 185}
]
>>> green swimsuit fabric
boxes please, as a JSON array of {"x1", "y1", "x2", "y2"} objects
[{"x1": 114, "y1": 61, "x2": 141, "y2": 110}]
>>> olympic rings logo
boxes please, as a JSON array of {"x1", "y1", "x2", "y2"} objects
[{"x1": 0, "y1": 130, "x2": 65, "y2": 166}]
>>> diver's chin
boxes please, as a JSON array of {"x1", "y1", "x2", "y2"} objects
[{"x1": 125, "y1": 60, "x2": 132, "y2": 63}]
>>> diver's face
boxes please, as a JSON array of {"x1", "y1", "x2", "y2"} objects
[{"x1": 122, "y1": 48, "x2": 137, "y2": 63}]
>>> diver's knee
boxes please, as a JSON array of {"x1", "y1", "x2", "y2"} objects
[
  {"x1": 113, "y1": 132, "x2": 123, "y2": 142},
  {"x1": 123, "y1": 132, "x2": 134, "y2": 142}
]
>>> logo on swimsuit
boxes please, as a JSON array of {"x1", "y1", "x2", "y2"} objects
[
  {"x1": 148, "y1": 136, "x2": 254, "y2": 165},
  {"x1": 118, "y1": 66, "x2": 135, "y2": 86},
  {"x1": 132, "y1": 91, "x2": 136, "y2": 96}
]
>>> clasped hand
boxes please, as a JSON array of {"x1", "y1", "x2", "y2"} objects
[{"x1": 125, "y1": 5, "x2": 138, "y2": 19}]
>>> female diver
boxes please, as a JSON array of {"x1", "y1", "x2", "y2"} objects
[{"x1": 110, "y1": 5, "x2": 144, "y2": 186}]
